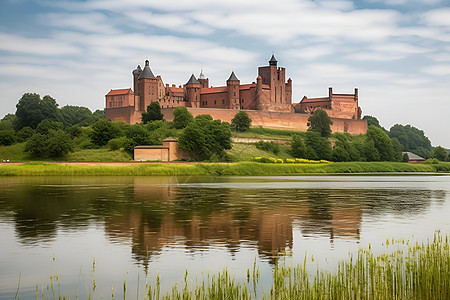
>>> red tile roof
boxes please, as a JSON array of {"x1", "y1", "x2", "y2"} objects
[{"x1": 106, "y1": 88, "x2": 133, "y2": 96}]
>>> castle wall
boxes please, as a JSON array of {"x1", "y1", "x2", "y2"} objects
[{"x1": 161, "y1": 108, "x2": 367, "y2": 135}]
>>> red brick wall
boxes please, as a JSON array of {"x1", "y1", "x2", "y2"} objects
[{"x1": 161, "y1": 108, "x2": 367, "y2": 135}]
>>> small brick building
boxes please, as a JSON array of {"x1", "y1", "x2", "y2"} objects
[{"x1": 134, "y1": 138, "x2": 190, "y2": 162}]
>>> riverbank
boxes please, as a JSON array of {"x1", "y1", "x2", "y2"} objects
[{"x1": 1, "y1": 161, "x2": 449, "y2": 176}]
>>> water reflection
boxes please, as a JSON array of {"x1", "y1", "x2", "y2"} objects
[{"x1": 0, "y1": 176, "x2": 446, "y2": 267}]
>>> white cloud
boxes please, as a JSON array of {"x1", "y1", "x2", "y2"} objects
[
  {"x1": 421, "y1": 8, "x2": 450, "y2": 27},
  {"x1": 423, "y1": 65, "x2": 450, "y2": 75},
  {"x1": 0, "y1": 32, "x2": 80, "y2": 56},
  {"x1": 42, "y1": 12, "x2": 120, "y2": 34}
]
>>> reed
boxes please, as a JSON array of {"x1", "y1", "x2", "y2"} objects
[
  {"x1": 1, "y1": 161, "x2": 446, "y2": 177},
  {"x1": 15, "y1": 231, "x2": 450, "y2": 299}
]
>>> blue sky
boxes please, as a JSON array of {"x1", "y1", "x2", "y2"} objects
[{"x1": 0, "y1": 0, "x2": 449, "y2": 147}]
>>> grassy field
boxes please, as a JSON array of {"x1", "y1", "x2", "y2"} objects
[
  {"x1": 1, "y1": 161, "x2": 449, "y2": 176},
  {"x1": 17, "y1": 231, "x2": 450, "y2": 299},
  {"x1": 227, "y1": 143, "x2": 294, "y2": 161},
  {"x1": 0, "y1": 143, "x2": 133, "y2": 162}
]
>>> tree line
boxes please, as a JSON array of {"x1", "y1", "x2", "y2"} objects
[{"x1": 0, "y1": 93, "x2": 448, "y2": 162}]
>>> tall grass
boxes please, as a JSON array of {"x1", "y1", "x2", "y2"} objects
[
  {"x1": 18, "y1": 232, "x2": 450, "y2": 299},
  {"x1": 0, "y1": 161, "x2": 447, "y2": 176}
]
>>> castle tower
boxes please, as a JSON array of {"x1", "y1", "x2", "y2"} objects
[
  {"x1": 198, "y1": 70, "x2": 209, "y2": 88},
  {"x1": 132, "y1": 65, "x2": 142, "y2": 93},
  {"x1": 185, "y1": 74, "x2": 201, "y2": 108},
  {"x1": 227, "y1": 71, "x2": 240, "y2": 110},
  {"x1": 137, "y1": 60, "x2": 158, "y2": 111},
  {"x1": 257, "y1": 54, "x2": 289, "y2": 110}
]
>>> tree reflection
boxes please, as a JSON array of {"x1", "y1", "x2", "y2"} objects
[{"x1": 0, "y1": 177, "x2": 445, "y2": 268}]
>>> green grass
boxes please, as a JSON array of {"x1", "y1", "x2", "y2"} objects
[
  {"x1": 18, "y1": 231, "x2": 450, "y2": 299},
  {"x1": 0, "y1": 143, "x2": 132, "y2": 162},
  {"x1": 227, "y1": 143, "x2": 294, "y2": 161},
  {"x1": 232, "y1": 127, "x2": 307, "y2": 140},
  {"x1": 65, "y1": 148, "x2": 132, "y2": 161},
  {"x1": 1, "y1": 161, "x2": 448, "y2": 176}
]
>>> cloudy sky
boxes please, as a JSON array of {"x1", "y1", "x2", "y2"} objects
[{"x1": 0, "y1": 0, "x2": 449, "y2": 147}]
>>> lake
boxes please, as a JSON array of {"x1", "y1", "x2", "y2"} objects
[{"x1": 0, "y1": 175, "x2": 449, "y2": 299}]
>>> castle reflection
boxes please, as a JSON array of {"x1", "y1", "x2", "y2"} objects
[{"x1": 0, "y1": 176, "x2": 442, "y2": 267}]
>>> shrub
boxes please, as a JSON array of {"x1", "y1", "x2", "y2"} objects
[
  {"x1": 255, "y1": 141, "x2": 280, "y2": 154},
  {"x1": 0, "y1": 129, "x2": 16, "y2": 146}
]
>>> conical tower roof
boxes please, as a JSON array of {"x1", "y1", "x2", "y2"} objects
[
  {"x1": 132, "y1": 65, "x2": 142, "y2": 75},
  {"x1": 269, "y1": 54, "x2": 278, "y2": 66},
  {"x1": 227, "y1": 71, "x2": 239, "y2": 82},
  {"x1": 186, "y1": 74, "x2": 200, "y2": 85},
  {"x1": 138, "y1": 60, "x2": 156, "y2": 79}
]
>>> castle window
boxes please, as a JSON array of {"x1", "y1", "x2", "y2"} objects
[
  {"x1": 206, "y1": 101, "x2": 208, "y2": 105},
  {"x1": 214, "y1": 100, "x2": 216, "y2": 105},
  {"x1": 234, "y1": 92, "x2": 236, "y2": 97},
  {"x1": 222, "y1": 100, "x2": 224, "y2": 104}
]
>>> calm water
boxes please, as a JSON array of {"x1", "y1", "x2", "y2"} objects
[{"x1": 0, "y1": 175, "x2": 449, "y2": 298}]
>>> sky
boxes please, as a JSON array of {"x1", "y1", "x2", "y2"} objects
[{"x1": 0, "y1": 0, "x2": 449, "y2": 148}]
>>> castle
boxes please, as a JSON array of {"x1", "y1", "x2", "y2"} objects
[{"x1": 105, "y1": 55, "x2": 367, "y2": 134}]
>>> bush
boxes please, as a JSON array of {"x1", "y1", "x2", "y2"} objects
[
  {"x1": 90, "y1": 119, "x2": 121, "y2": 146},
  {"x1": 255, "y1": 141, "x2": 280, "y2": 154},
  {"x1": 25, "y1": 130, "x2": 74, "y2": 158},
  {"x1": 0, "y1": 129, "x2": 16, "y2": 146},
  {"x1": 107, "y1": 137, "x2": 126, "y2": 151}
]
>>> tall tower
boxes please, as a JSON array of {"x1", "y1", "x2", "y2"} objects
[
  {"x1": 227, "y1": 71, "x2": 240, "y2": 110},
  {"x1": 198, "y1": 70, "x2": 209, "y2": 88},
  {"x1": 257, "y1": 54, "x2": 289, "y2": 110},
  {"x1": 185, "y1": 74, "x2": 201, "y2": 108},
  {"x1": 137, "y1": 60, "x2": 158, "y2": 111}
]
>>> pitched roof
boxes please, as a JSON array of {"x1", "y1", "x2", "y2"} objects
[
  {"x1": 106, "y1": 88, "x2": 133, "y2": 96},
  {"x1": 200, "y1": 86, "x2": 228, "y2": 94},
  {"x1": 403, "y1": 152, "x2": 426, "y2": 161},
  {"x1": 138, "y1": 60, "x2": 156, "y2": 79},
  {"x1": 227, "y1": 71, "x2": 239, "y2": 82},
  {"x1": 186, "y1": 74, "x2": 200, "y2": 85}
]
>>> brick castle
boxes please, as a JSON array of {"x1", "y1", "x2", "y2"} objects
[{"x1": 105, "y1": 55, "x2": 367, "y2": 134}]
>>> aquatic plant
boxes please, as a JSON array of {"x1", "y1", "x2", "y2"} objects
[{"x1": 13, "y1": 231, "x2": 450, "y2": 299}]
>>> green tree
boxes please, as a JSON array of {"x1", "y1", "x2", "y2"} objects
[
  {"x1": 90, "y1": 119, "x2": 120, "y2": 146},
  {"x1": 365, "y1": 125, "x2": 395, "y2": 161},
  {"x1": 432, "y1": 146, "x2": 448, "y2": 161},
  {"x1": 332, "y1": 145, "x2": 350, "y2": 162},
  {"x1": 142, "y1": 102, "x2": 164, "y2": 123},
  {"x1": 231, "y1": 111, "x2": 252, "y2": 132},
  {"x1": 123, "y1": 125, "x2": 160, "y2": 152},
  {"x1": 16, "y1": 126, "x2": 34, "y2": 142},
  {"x1": 0, "y1": 130, "x2": 15, "y2": 146},
  {"x1": 291, "y1": 135, "x2": 306, "y2": 158},
  {"x1": 178, "y1": 115, "x2": 232, "y2": 161},
  {"x1": 389, "y1": 124, "x2": 432, "y2": 158},
  {"x1": 304, "y1": 131, "x2": 332, "y2": 160},
  {"x1": 25, "y1": 130, "x2": 74, "y2": 158},
  {"x1": 172, "y1": 106, "x2": 193, "y2": 129},
  {"x1": 15, "y1": 93, "x2": 61, "y2": 129},
  {"x1": 36, "y1": 119, "x2": 64, "y2": 135},
  {"x1": 60, "y1": 105, "x2": 93, "y2": 126},
  {"x1": 307, "y1": 109, "x2": 333, "y2": 137}
]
